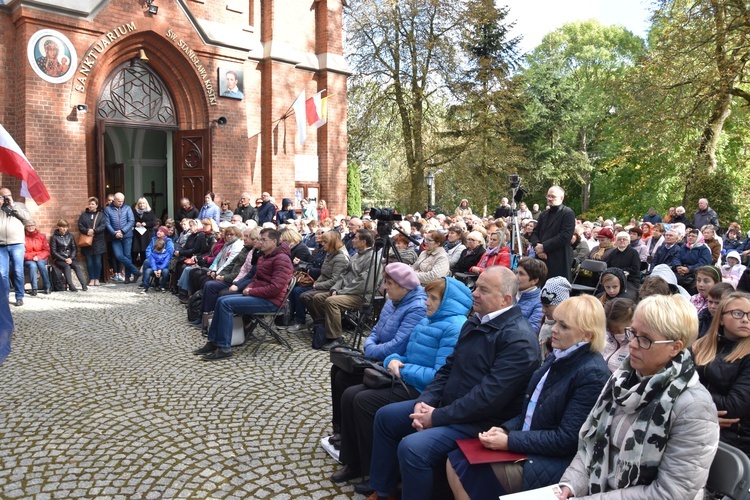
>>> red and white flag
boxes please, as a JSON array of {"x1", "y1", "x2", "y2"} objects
[
  {"x1": 306, "y1": 91, "x2": 328, "y2": 129},
  {"x1": 292, "y1": 90, "x2": 307, "y2": 146},
  {"x1": 0, "y1": 124, "x2": 50, "y2": 204}
]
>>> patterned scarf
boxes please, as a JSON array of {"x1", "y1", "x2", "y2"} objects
[{"x1": 578, "y1": 349, "x2": 697, "y2": 493}]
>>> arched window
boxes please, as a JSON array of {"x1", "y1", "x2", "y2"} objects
[{"x1": 97, "y1": 61, "x2": 176, "y2": 125}]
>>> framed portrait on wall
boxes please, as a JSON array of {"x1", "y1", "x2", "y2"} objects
[
  {"x1": 27, "y1": 29, "x2": 78, "y2": 84},
  {"x1": 218, "y1": 68, "x2": 244, "y2": 100}
]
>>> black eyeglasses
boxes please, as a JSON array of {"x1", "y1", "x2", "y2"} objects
[
  {"x1": 724, "y1": 310, "x2": 750, "y2": 321},
  {"x1": 624, "y1": 328, "x2": 675, "y2": 350}
]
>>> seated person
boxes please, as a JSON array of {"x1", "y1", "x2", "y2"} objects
[
  {"x1": 722, "y1": 250, "x2": 746, "y2": 288},
  {"x1": 698, "y1": 282, "x2": 734, "y2": 338},
  {"x1": 192, "y1": 228, "x2": 293, "y2": 360},
  {"x1": 674, "y1": 228, "x2": 712, "y2": 293},
  {"x1": 139, "y1": 226, "x2": 174, "y2": 288},
  {"x1": 603, "y1": 232, "x2": 641, "y2": 294},
  {"x1": 691, "y1": 265, "x2": 721, "y2": 313},
  {"x1": 386, "y1": 233, "x2": 417, "y2": 266},
  {"x1": 365, "y1": 267, "x2": 540, "y2": 500},
  {"x1": 515, "y1": 257, "x2": 547, "y2": 332},
  {"x1": 601, "y1": 298, "x2": 635, "y2": 372},
  {"x1": 141, "y1": 238, "x2": 170, "y2": 292},
  {"x1": 693, "y1": 291, "x2": 750, "y2": 455},
  {"x1": 447, "y1": 295, "x2": 611, "y2": 498},
  {"x1": 23, "y1": 219, "x2": 51, "y2": 295},
  {"x1": 329, "y1": 267, "x2": 444, "y2": 486},
  {"x1": 452, "y1": 231, "x2": 485, "y2": 274},
  {"x1": 538, "y1": 277, "x2": 572, "y2": 360},
  {"x1": 280, "y1": 228, "x2": 311, "y2": 269},
  {"x1": 444, "y1": 226, "x2": 467, "y2": 270},
  {"x1": 187, "y1": 226, "x2": 244, "y2": 294},
  {"x1": 597, "y1": 268, "x2": 630, "y2": 304},
  {"x1": 650, "y1": 228, "x2": 681, "y2": 272},
  {"x1": 50, "y1": 219, "x2": 87, "y2": 292},
  {"x1": 469, "y1": 231, "x2": 510, "y2": 274},
  {"x1": 412, "y1": 230, "x2": 451, "y2": 285},
  {"x1": 307, "y1": 229, "x2": 378, "y2": 350},
  {"x1": 558, "y1": 294, "x2": 719, "y2": 499},
  {"x1": 290, "y1": 230, "x2": 348, "y2": 332}
]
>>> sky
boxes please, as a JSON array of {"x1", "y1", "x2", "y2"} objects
[{"x1": 503, "y1": 0, "x2": 654, "y2": 55}]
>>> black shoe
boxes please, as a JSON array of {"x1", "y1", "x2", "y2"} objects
[
  {"x1": 329, "y1": 433, "x2": 342, "y2": 445},
  {"x1": 321, "y1": 337, "x2": 343, "y2": 351},
  {"x1": 14, "y1": 299, "x2": 23, "y2": 307},
  {"x1": 82, "y1": 286, "x2": 88, "y2": 291},
  {"x1": 193, "y1": 342, "x2": 217, "y2": 355},
  {"x1": 201, "y1": 349, "x2": 232, "y2": 361},
  {"x1": 354, "y1": 481, "x2": 374, "y2": 495},
  {"x1": 69, "y1": 287, "x2": 78, "y2": 292},
  {"x1": 43, "y1": 288, "x2": 50, "y2": 295},
  {"x1": 331, "y1": 465, "x2": 361, "y2": 483},
  {"x1": 133, "y1": 271, "x2": 142, "y2": 282},
  {"x1": 124, "y1": 276, "x2": 131, "y2": 284},
  {"x1": 29, "y1": 289, "x2": 37, "y2": 296}
]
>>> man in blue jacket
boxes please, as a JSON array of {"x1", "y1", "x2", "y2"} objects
[
  {"x1": 104, "y1": 192, "x2": 141, "y2": 283},
  {"x1": 367, "y1": 266, "x2": 541, "y2": 500}
]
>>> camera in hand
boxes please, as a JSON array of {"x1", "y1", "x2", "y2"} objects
[{"x1": 1, "y1": 196, "x2": 12, "y2": 216}]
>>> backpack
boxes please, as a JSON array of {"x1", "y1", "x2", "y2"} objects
[
  {"x1": 187, "y1": 290, "x2": 203, "y2": 322},
  {"x1": 312, "y1": 323, "x2": 327, "y2": 350},
  {"x1": 50, "y1": 266, "x2": 66, "y2": 292}
]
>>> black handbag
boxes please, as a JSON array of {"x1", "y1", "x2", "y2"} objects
[
  {"x1": 363, "y1": 365, "x2": 395, "y2": 389},
  {"x1": 330, "y1": 346, "x2": 372, "y2": 375}
]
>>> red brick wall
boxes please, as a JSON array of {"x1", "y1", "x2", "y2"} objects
[{"x1": 0, "y1": 0, "x2": 347, "y2": 235}]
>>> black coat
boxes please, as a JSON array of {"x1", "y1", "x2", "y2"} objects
[
  {"x1": 50, "y1": 229, "x2": 78, "y2": 261},
  {"x1": 175, "y1": 205, "x2": 199, "y2": 234},
  {"x1": 604, "y1": 246, "x2": 641, "y2": 293},
  {"x1": 529, "y1": 204, "x2": 576, "y2": 281},
  {"x1": 132, "y1": 210, "x2": 158, "y2": 253},
  {"x1": 453, "y1": 246, "x2": 485, "y2": 274},
  {"x1": 234, "y1": 204, "x2": 257, "y2": 223},
  {"x1": 257, "y1": 201, "x2": 276, "y2": 225},
  {"x1": 77, "y1": 209, "x2": 107, "y2": 256},
  {"x1": 695, "y1": 334, "x2": 750, "y2": 455}
]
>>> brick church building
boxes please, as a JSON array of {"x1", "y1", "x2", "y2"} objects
[{"x1": 0, "y1": 0, "x2": 349, "y2": 230}]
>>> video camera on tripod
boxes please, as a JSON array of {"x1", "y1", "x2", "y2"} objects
[{"x1": 370, "y1": 206, "x2": 403, "y2": 239}]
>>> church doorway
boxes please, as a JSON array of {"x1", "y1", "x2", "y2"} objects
[{"x1": 95, "y1": 60, "x2": 211, "y2": 220}]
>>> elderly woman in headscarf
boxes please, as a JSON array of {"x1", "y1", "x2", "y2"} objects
[
  {"x1": 557, "y1": 294, "x2": 718, "y2": 499},
  {"x1": 674, "y1": 228, "x2": 712, "y2": 292},
  {"x1": 587, "y1": 227, "x2": 615, "y2": 262}
]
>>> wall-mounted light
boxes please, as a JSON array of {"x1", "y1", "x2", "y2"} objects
[
  {"x1": 138, "y1": 49, "x2": 149, "y2": 62},
  {"x1": 76, "y1": 104, "x2": 88, "y2": 113},
  {"x1": 146, "y1": 0, "x2": 158, "y2": 15},
  {"x1": 212, "y1": 117, "x2": 227, "y2": 128}
]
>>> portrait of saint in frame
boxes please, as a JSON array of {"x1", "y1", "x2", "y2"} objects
[
  {"x1": 219, "y1": 68, "x2": 244, "y2": 100},
  {"x1": 27, "y1": 29, "x2": 77, "y2": 84}
]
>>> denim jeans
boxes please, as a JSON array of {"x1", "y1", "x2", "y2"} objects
[
  {"x1": 368, "y1": 400, "x2": 474, "y2": 499},
  {"x1": 0, "y1": 243, "x2": 25, "y2": 300},
  {"x1": 143, "y1": 267, "x2": 169, "y2": 288},
  {"x1": 24, "y1": 259, "x2": 51, "y2": 290},
  {"x1": 207, "y1": 294, "x2": 275, "y2": 349},
  {"x1": 110, "y1": 237, "x2": 139, "y2": 277},
  {"x1": 85, "y1": 254, "x2": 103, "y2": 282}
]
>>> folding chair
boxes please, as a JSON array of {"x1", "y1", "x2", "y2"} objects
[
  {"x1": 706, "y1": 441, "x2": 750, "y2": 500},
  {"x1": 243, "y1": 277, "x2": 296, "y2": 356},
  {"x1": 571, "y1": 259, "x2": 608, "y2": 295},
  {"x1": 343, "y1": 295, "x2": 384, "y2": 350}
]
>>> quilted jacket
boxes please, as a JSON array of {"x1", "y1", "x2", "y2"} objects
[{"x1": 362, "y1": 285, "x2": 427, "y2": 360}]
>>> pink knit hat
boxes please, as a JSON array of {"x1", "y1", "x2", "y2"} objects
[{"x1": 384, "y1": 262, "x2": 420, "y2": 290}]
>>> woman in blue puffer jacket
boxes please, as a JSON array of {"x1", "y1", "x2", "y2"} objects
[{"x1": 329, "y1": 276, "x2": 473, "y2": 487}]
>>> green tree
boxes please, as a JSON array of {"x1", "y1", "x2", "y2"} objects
[
  {"x1": 517, "y1": 21, "x2": 645, "y2": 212},
  {"x1": 347, "y1": 162, "x2": 362, "y2": 215}
]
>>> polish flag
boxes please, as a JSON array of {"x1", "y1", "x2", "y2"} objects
[
  {"x1": 306, "y1": 91, "x2": 328, "y2": 128},
  {"x1": 0, "y1": 124, "x2": 50, "y2": 204},
  {"x1": 292, "y1": 90, "x2": 307, "y2": 146}
]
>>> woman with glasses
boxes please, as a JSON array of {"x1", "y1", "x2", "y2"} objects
[
  {"x1": 447, "y1": 295, "x2": 610, "y2": 498},
  {"x1": 412, "y1": 230, "x2": 450, "y2": 285},
  {"x1": 453, "y1": 231, "x2": 485, "y2": 275},
  {"x1": 692, "y1": 291, "x2": 750, "y2": 456},
  {"x1": 557, "y1": 294, "x2": 719, "y2": 499}
]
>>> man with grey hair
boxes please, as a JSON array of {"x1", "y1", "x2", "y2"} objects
[
  {"x1": 493, "y1": 197, "x2": 513, "y2": 220},
  {"x1": 693, "y1": 198, "x2": 719, "y2": 230},
  {"x1": 366, "y1": 266, "x2": 540, "y2": 500},
  {"x1": 234, "y1": 192, "x2": 257, "y2": 224},
  {"x1": 529, "y1": 186, "x2": 576, "y2": 281}
]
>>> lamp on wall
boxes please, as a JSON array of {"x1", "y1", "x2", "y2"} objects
[
  {"x1": 138, "y1": 49, "x2": 149, "y2": 62},
  {"x1": 146, "y1": 0, "x2": 158, "y2": 14}
]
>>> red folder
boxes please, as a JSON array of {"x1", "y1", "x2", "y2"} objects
[{"x1": 456, "y1": 438, "x2": 528, "y2": 465}]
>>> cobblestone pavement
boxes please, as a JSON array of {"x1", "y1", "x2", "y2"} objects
[{"x1": 1, "y1": 283, "x2": 362, "y2": 499}]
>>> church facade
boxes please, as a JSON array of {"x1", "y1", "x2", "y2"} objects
[{"x1": 0, "y1": 0, "x2": 349, "y2": 229}]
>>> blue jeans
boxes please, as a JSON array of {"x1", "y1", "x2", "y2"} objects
[
  {"x1": 143, "y1": 267, "x2": 169, "y2": 288},
  {"x1": 24, "y1": 260, "x2": 51, "y2": 290},
  {"x1": 110, "y1": 237, "x2": 139, "y2": 277},
  {"x1": 177, "y1": 265, "x2": 195, "y2": 291},
  {"x1": 0, "y1": 244, "x2": 25, "y2": 300},
  {"x1": 290, "y1": 285, "x2": 313, "y2": 324},
  {"x1": 207, "y1": 294, "x2": 275, "y2": 349},
  {"x1": 86, "y1": 254, "x2": 103, "y2": 282},
  {"x1": 201, "y1": 280, "x2": 234, "y2": 315},
  {"x1": 368, "y1": 400, "x2": 474, "y2": 500}
]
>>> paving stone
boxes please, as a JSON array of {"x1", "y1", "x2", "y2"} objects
[{"x1": 1, "y1": 286, "x2": 359, "y2": 498}]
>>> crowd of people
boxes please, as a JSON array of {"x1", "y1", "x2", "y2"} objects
[{"x1": 2, "y1": 183, "x2": 749, "y2": 499}]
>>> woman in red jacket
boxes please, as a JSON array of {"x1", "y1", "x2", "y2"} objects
[
  {"x1": 23, "y1": 220, "x2": 51, "y2": 295},
  {"x1": 469, "y1": 230, "x2": 510, "y2": 274}
]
